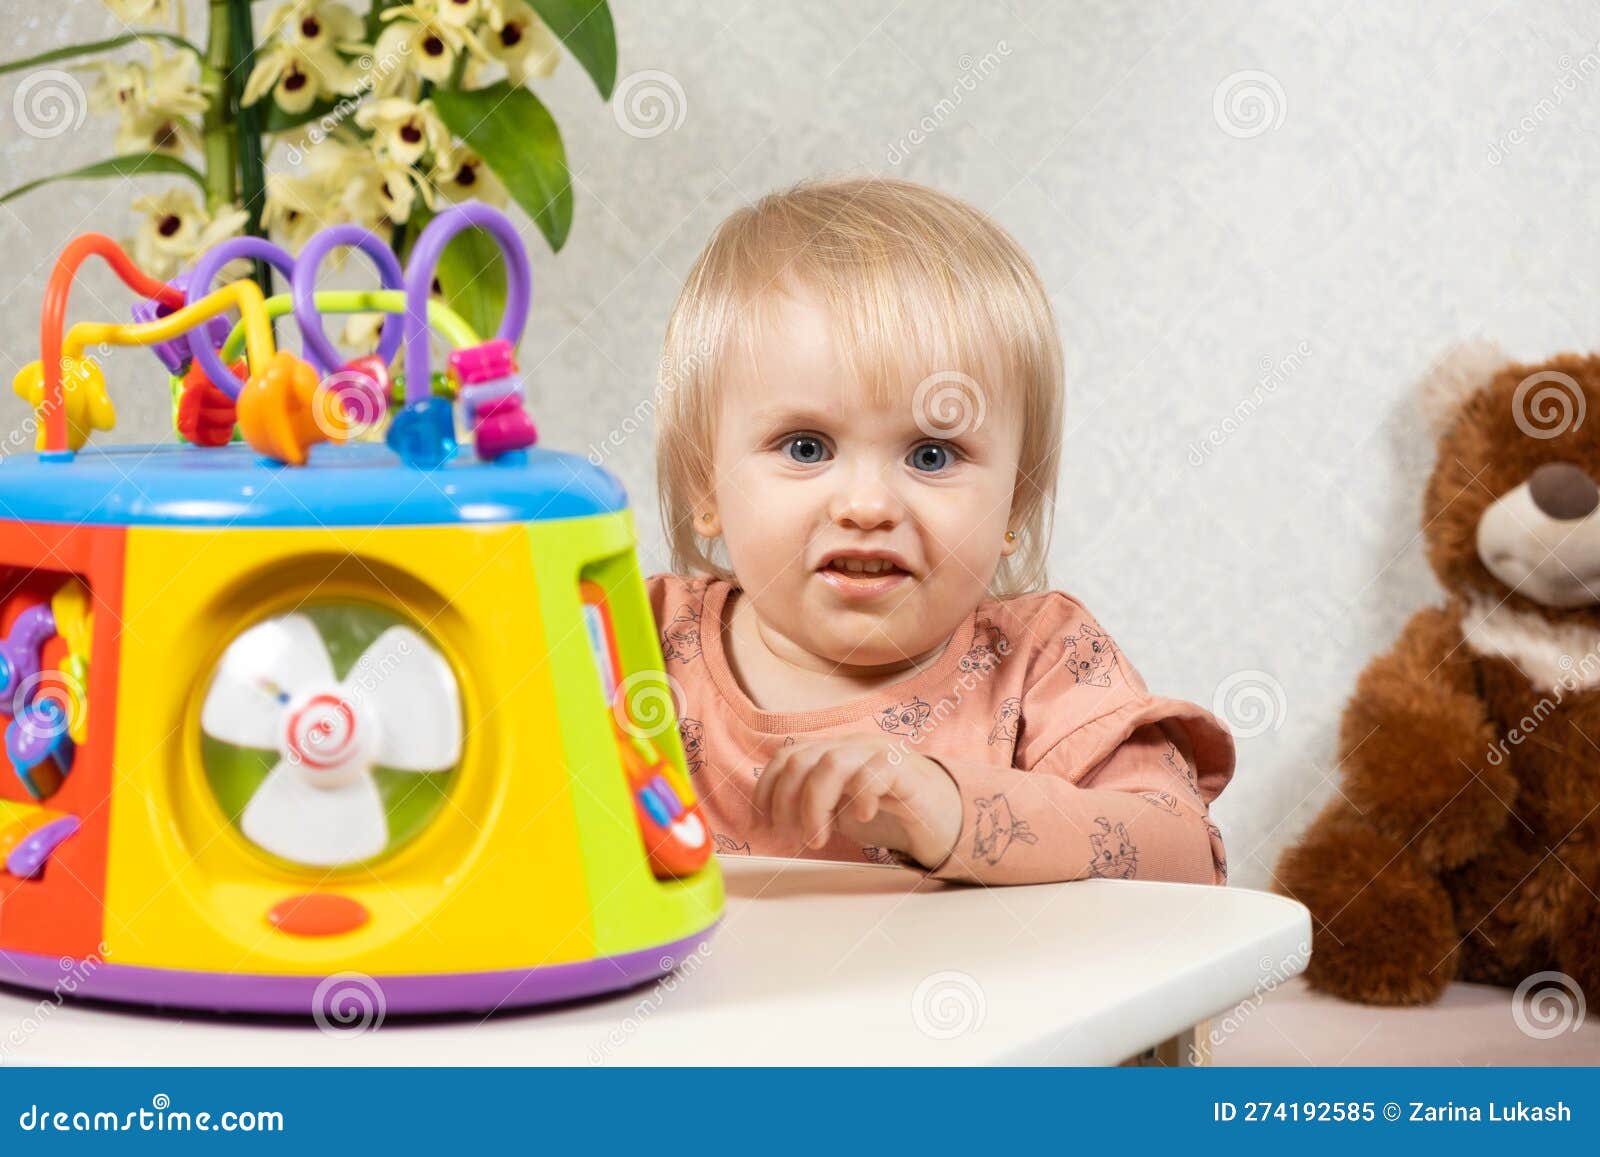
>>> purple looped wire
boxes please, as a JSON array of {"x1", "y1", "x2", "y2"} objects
[
  {"x1": 402, "y1": 202, "x2": 532, "y2": 407},
  {"x1": 185, "y1": 237, "x2": 297, "y2": 399},
  {"x1": 292, "y1": 224, "x2": 406, "y2": 372}
]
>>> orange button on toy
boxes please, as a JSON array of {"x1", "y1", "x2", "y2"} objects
[{"x1": 267, "y1": 892, "x2": 370, "y2": 937}]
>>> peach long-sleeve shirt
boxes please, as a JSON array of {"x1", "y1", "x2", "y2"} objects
[{"x1": 647, "y1": 574, "x2": 1235, "y2": 886}]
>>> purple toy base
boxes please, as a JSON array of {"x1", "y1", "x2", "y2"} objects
[{"x1": 0, "y1": 924, "x2": 717, "y2": 1018}]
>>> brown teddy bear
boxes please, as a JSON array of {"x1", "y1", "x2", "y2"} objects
[{"x1": 1276, "y1": 341, "x2": 1600, "y2": 1005}]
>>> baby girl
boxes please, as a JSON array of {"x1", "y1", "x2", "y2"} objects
[{"x1": 646, "y1": 176, "x2": 1234, "y2": 886}]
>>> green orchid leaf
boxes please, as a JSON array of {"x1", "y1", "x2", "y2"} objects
[
  {"x1": 431, "y1": 82, "x2": 572, "y2": 252},
  {"x1": 0, "y1": 32, "x2": 202, "y2": 75},
  {"x1": 0, "y1": 153, "x2": 206, "y2": 206},
  {"x1": 528, "y1": 0, "x2": 617, "y2": 99}
]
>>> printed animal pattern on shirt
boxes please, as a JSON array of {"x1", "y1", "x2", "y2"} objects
[
  {"x1": 959, "y1": 619, "x2": 1011, "y2": 674},
  {"x1": 714, "y1": 833, "x2": 751, "y2": 855},
  {"x1": 988, "y1": 696, "x2": 1022, "y2": 746},
  {"x1": 1206, "y1": 819, "x2": 1227, "y2": 884},
  {"x1": 1063, "y1": 623, "x2": 1119, "y2": 687},
  {"x1": 753, "y1": 736, "x2": 794, "y2": 781},
  {"x1": 972, "y1": 793, "x2": 1038, "y2": 865},
  {"x1": 1139, "y1": 791, "x2": 1182, "y2": 815},
  {"x1": 1087, "y1": 817, "x2": 1138, "y2": 879},
  {"x1": 1164, "y1": 741, "x2": 1201, "y2": 799},
  {"x1": 678, "y1": 718, "x2": 705, "y2": 778},
  {"x1": 660, "y1": 604, "x2": 703, "y2": 663},
  {"x1": 876, "y1": 697, "x2": 933, "y2": 740}
]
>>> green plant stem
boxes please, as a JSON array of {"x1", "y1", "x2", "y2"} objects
[
  {"x1": 228, "y1": 0, "x2": 271, "y2": 295},
  {"x1": 200, "y1": 0, "x2": 237, "y2": 217}
]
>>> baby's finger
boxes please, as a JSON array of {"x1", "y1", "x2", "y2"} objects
[
  {"x1": 764, "y1": 745, "x2": 825, "y2": 835},
  {"x1": 752, "y1": 742, "x2": 802, "y2": 814},
  {"x1": 797, "y1": 753, "x2": 868, "y2": 849},
  {"x1": 843, "y1": 763, "x2": 888, "y2": 823}
]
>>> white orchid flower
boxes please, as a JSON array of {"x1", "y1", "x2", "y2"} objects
[{"x1": 129, "y1": 190, "x2": 247, "y2": 280}]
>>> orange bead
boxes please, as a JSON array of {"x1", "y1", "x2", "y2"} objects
[{"x1": 237, "y1": 351, "x2": 347, "y2": 466}]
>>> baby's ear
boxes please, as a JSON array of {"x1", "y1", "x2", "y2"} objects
[{"x1": 1418, "y1": 338, "x2": 1506, "y2": 434}]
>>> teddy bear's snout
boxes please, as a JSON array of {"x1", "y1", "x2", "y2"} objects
[
  {"x1": 1528, "y1": 461, "x2": 1599, "y2": 520},
  {"x1": 1477, "y1": 463, "x2": 1600, "y2": 608}
]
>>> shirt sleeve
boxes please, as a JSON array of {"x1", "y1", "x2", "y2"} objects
[{"x1": 923, "y1": 595, "x2": 1235, "y2": 887}]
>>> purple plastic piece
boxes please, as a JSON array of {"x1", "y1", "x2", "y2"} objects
[
  {"x1": 5, "y1": 815, "x2": 78, "y2": 878},
  {"x1": 649, "y1": 775, "x2": 685, "y2": 820},
  {"x1": 402, "y1": 202, "x2": 532, "y2": 408},
  {"x1": 0, "y1": 604, "x2": 55, "y2": 717},
  {"x1": 7, "y1": 697, "x2": 70, "y2": 770},
  {"x1": 131, "y1": 271, "x2": 232, "y2": 375},
  {"x1": 458, "y1": 376, "x2": 521, "y2": 423},
  {"x1": 185, "y1": 237, "x2": 297, "y2": 398},
  {"x1": 292, "y1": 224, "x2": 405, "y2": 373},
  {"x1": 0, "y1": 923, "x2": 718, "y2": 1015}
]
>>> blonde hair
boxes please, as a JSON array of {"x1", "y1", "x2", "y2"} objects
[{"x1": 655, "y1": 175, "x2": 1064, "y2": 598}]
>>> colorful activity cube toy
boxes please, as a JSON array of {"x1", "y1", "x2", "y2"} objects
[{"x1": 0, "y1": 202, "x2": 720, "y2": 1015}]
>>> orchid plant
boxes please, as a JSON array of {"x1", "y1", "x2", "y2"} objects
[{"x1": 1, "y1": 0, "x2": 616, "y2": 341}]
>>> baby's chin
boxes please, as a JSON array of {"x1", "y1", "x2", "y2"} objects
[{"x1": 793, "y1": 608, "x2": 961, "y2": 673}]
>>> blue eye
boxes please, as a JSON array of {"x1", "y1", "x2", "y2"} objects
[
  {"x1": 783, "y1": 435, "x2": 829, "y2": 464},
  {"x1": 907, "y1": 442, "x2": 952, "y2": 472}
]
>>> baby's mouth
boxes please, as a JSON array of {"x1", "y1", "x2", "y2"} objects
[
  {"x1": 823, "y1": 557, "x2": 907, "y2": 577},
  {"x1": 816, "y1": 554, "x2": 913, "y2": 598}
]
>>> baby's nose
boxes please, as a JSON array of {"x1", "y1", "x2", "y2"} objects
[{"x1": 1528, "y1": 462, "x2": 1599, "y2": 520}]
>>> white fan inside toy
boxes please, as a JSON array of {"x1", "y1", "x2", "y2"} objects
[{"x1": 200, "y1": 612, "x2": 462, "y2": 867}]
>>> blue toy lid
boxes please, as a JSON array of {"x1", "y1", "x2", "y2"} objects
[{"x1": 0, "y1": 442, "x2": 628, "y2": 527}]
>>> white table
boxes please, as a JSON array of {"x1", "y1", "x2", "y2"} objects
[{"x1": 0, "y1": 857, "x2": 1310, "y2": 1066}]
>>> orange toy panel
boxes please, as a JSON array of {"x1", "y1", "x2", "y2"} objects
[{"x1": 0, "y1": 520, "x2": 124, "y2": 959}]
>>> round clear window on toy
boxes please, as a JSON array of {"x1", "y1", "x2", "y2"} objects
[{"x1": 198, "y1": 603, "x2": 463, "y2": 869}]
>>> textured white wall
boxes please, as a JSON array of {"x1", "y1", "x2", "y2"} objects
[{"x1": 3, "y1": 2, "x2": 1599, "y2": 889}]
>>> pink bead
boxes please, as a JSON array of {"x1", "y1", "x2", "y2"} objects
[
  {"x1": 474, "y1": 394, "x2": 538, "y2": 459},
  {"x1": 448, "y1": 339, "x2": 517, "y2": 387}
]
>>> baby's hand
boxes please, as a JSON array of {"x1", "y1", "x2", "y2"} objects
[{"x1": 752, "y1": 736, "x2": 961, "y2": 869}]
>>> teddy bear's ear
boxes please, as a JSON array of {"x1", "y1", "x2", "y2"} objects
[{"x1": 1418, "y1": 339, "x2": 1506, "y2": 434}]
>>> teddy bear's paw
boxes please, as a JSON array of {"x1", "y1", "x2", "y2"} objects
[{"x1": 1276, "y1": 805, "x2": 1460, "y2": 1006}]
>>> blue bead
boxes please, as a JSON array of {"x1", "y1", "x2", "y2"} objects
[
  {"x1": 386, "y1": 398, "x2": 458, "y2": 470},
  {"x1": 639, "y1": 786, "x2": 671, "y2": 828}
]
